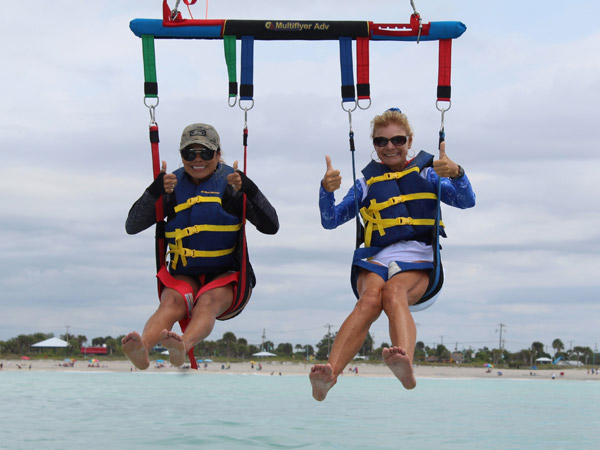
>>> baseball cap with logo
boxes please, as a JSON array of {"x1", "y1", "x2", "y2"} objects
[{"x1": 179, "y1": 123, "x2": 221, "y2": 151}]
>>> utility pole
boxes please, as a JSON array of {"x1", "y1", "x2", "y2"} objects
[
  {"x1": 496, "y1": 323, "x2": 506, "y2": 350},
  {"x1": 261, "y1": 328, "x2": 266, "y2": 351},
  {"x1": 65, "y1": 325, "x2": 71, "y2": 342},
  {"x1": 325, "y1": 324, "x2": 334, "y2": 357}
]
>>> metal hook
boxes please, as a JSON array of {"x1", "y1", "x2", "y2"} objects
[
  {"x1": 144, "y1": 96, "x2": 160, "y2": 126},
  {"x1": 357, "y1": 98, "x2": 372, "y2": 111},
  {"x1": 409, "y1": 0, "x2": 423, "y2": 43},
  {"x1": 436, "y1": 100, "x2": 451, "y2": 132},
  {"x1": 171, "y1": 0, "x2": 182, "y2": 20},
  {"x1": 239, "y1": 98, "x2": 254, "y2": 113},
  {"x1": 228, "y1": 96, "x2": 238, "y2": 107},
  {"x1": 341, "y1": 99, "x2": 357, "y2": 113}
]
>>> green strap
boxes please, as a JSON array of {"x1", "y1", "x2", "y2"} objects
[
  {"x1": 142, "y1": 34, "x2": 158, "y2": 98},
  {"x1": 223, "y1": 35, "x2": 237, "y2": 99}
]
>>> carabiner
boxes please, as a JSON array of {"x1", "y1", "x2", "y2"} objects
[{"x1": 341, "y1": 99, "x2": 357, "y2": 113}]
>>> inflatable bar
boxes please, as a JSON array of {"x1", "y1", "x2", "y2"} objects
[{"x1": 129, "y1": 18, "x2": 466, "y2": 41}]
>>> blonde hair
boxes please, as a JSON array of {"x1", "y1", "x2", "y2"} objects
[{"x1": 370, "y1": 110, "x2": 414, "y2": 139}]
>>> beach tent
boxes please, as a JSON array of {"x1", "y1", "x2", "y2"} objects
[
  {"x1": 32, "y1": 337, "x2": 69, "y2": 348},
  {"x1": 252, "y1": 351, "x2": 276, "y2": 357},
  {"x1": 535, "y1": 357, "x2": 552, "y2": 363}
]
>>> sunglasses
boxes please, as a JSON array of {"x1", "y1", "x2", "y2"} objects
[
  {"x1": 180, "y1": 147, "x2": 216, "y2": 161},
  {"x1": 372, "y1": 135, "x2": 408, "y2": 147}
]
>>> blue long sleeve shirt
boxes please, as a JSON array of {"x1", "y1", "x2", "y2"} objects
[{"x1": 319, "y1": 167, "x2": 475, "y2": 230}]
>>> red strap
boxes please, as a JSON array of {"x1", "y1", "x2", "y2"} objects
[
  {"x1": 437, "y1": 39, "x2": 452, "y2": 102},
  {"x1": 356, "y1": 37, "x2": 370, "y2": 101}
]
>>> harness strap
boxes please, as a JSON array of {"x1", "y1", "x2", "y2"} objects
[
  {"x1": 366, "y1": 192, "x2": 438, "y2": 211},
  {"x1": 174, "y1": 195, "x2": 222, "y2": 213},
  {"x1": 142, "y1": 35, "x2": 158, "y2": 98},
  {"x1": 223, "y1": 34, "x2": 238, "y2": 104},
  {"x1": 240, "y1": 35, "x2": 254, "y2": 101},
  {"x1": 356, "y1": 36, "x2": 370, "y2": 107},
  {"x1": 437, "y1": 39, "x2": 452, "y2": 102},
  {"x1": 339, "y1": 37, "x2": 356, "y2": 104},
  {"x1": 365, "y1": 166, "x2": 420, "y2": 186}
]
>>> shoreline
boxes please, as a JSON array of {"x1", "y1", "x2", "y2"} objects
[{"x1": 2, "y1": 359, "x2": 598, "y2": 381}]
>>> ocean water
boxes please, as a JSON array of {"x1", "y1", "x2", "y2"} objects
[{"x1": 0, "y1": 371, "x2": 598, "y2": 450}]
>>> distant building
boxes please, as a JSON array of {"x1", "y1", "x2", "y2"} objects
[
  {"x1": 80, "y1": 346, "x2": 107, "y2": 355},
  {"x1": 451, "y1": 352, "x2": 464, "y2": 363}
]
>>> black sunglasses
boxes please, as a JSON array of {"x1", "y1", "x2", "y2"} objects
[
  {"x1": 180, "y1": 147, "x2": 217, "y2": 161},
  {"x1": 372, "y1": 135, "x2": 408, "y2": 147}
]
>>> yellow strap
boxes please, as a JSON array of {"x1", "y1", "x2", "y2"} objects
[
  {"x1": 165, "y1": 223, "x2": 242, "y2": 241},
  {"x1": 365, "y1": 166, "x2": 420, "y2": 187},
  {"x1": 360, "y1": 207, "x2": 444, "y2": 247},
  {"x1": 168, "y1": 243, "x2": 236, "y2": 269},
  {"x1": 174, "y1": 195, "x2": 222, "y2": 213},
  {"x1": 367, "y1": 192, "x2": 438, "y2": 212}
]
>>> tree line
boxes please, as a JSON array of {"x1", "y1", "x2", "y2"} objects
[{"x1": 1, "y1": 332, "x2": 598, "y2": 367}]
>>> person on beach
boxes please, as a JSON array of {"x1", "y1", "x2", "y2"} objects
[
  {"x1": 122, "y1": 123, "x2": 279, "y2": 370},
  {"x1": 310, "y1": 109, "x2": 475, "y2": 400}
]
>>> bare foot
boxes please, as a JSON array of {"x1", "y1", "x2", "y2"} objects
[
  {"x1": 160, "y1": 329, "x2": 186, "y2": 367},
  {"x1": 383, "y1": 346, "x2": 417, "y2": 389},
  {"x1": 309, "y1": 364, "x2": 337, "y2": 401},
  {"x1": 122, "y1": 331, "x2": 150, "y2": 370}
]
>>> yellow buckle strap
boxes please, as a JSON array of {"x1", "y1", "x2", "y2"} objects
[
  {"x1": 365, "y1": 166, "x2": 420, "y2": 187},
  {"x1": 174, "y1": 195, "x2": 222, "y2": 213},
  {"x1": 168, "y1": 244, "x2": 236, "y2": 269},
  {"x1": 165, "y1": 223, "x2": 242, "y2": 241},
  {"x1": 368, "y1": 192, "x2": 438, "y2": 212}
]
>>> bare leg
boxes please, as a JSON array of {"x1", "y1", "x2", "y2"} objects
[
  {"x1": 381, "y1": 270, "x2": 428, "y2": 389},
  {"x1": 310, "y1": 271, "x2": 384, "y2": 401},
  {"x1": 182, "y1": 283, "x2": 234, "y2": 350},
  {"x1": 122, "y1": 285, "x2": 189, "y2": 370}
]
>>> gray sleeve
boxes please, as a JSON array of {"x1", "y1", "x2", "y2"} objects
[{"x1": 125, "y1": 190, "x2": 160, "y2": 235}]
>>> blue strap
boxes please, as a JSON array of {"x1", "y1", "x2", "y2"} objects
[
  {"x1": 339, "y1": 37, "x2": 355, "y2": 103},
  {"x1": 240, "y1": 36, "x2": 254, "y2": 101}
]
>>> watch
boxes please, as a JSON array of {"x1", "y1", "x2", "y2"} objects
[{"x1": 450, "y1": 165, "x2": 464, "y2": 180}]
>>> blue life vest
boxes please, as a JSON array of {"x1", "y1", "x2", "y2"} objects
[
  {"x1": 360, "y1": 151, "x2": 446, "y2": 247},
  {"x1": 165, "y1": 164, "x2": 242, "y2": 275}
]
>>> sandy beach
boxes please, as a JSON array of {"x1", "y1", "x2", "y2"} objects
[{"x1": 2, "y1": 358, "x2": 598, "y2": 381}]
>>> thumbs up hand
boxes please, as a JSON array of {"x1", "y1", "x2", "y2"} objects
[
  {"x1": 227, "y1": 160, "x2": 242, "y2": 191},
  {"x1": 322, "y1": 155, "x2": 342, "y2": 192},
  {"x1": 161, "y1": 160, "x2": 178, "y2": 194},
  {"x1": 432, "y1": 141, "x2": 461, "y2": 178}
]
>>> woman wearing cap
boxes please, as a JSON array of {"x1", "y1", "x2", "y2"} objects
[
  {"x1": 310, "y1": 109, "x2": 475, "y2": 400},
  {"x1": 122, "y1": 123, "x2": 279, "y2": 370}
]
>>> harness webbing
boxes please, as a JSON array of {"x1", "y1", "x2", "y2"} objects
[
  {"x1": 224, "y1": 35, "x2": 238, "y2": 101},
  {"x1": 142, "y1": 35, "x2": 158, "y2": 98},
  {"x1": 437, "y1": 39, "x2": 452, "y2": 102},
  {"x1": 356, "y1": 37, "x2": 370, "y2": 102},
  {"x1": 339, "y1": 37, "x2": 356, "y2": 104},
  {"x1": 240, "y1": 36, "x2": 254, "y2": 101}
]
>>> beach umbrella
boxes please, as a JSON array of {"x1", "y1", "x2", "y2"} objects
[
  {"x1": 483, "y1": 363, "x2": 494, "y2": 368},
  {"x1": 21, "y1": 356, "x2": 31, "y2": 360},
  {"x1": 203, "y1": 359, "x2": 213, "y2": 362},
  {"x1": 156, "y1": 359, "x2": 165, "y2": 363},
  {"x1": 89, "y1": 359, "x2": 99, "y2": 363}
]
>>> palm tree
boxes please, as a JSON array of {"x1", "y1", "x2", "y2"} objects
[{"x1": 552, "y1": 338, "x2": 564, "y2": 356}]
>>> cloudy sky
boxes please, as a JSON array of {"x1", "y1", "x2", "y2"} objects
[{"x1": 1, "y1": 1, "x2": 599, "y2": 355}]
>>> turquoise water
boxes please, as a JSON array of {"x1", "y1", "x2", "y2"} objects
[{"x1": 0, "y1": 372, "x2": 598, "y2": 450}]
